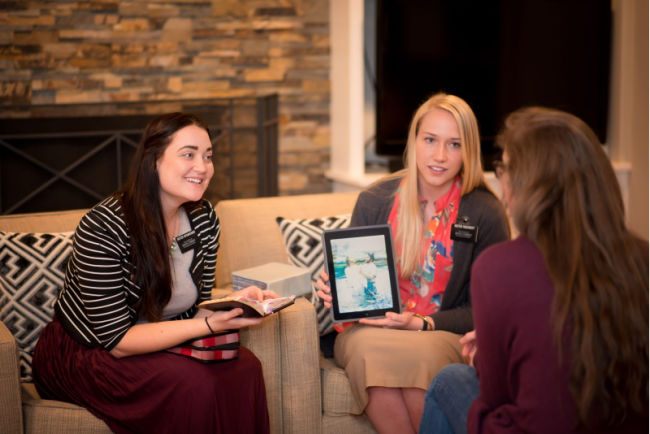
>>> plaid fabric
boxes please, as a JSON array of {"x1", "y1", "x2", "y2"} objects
[
  {"x1": 320, "y1": 357, "x2": 363, "y2": 415},
  {"x1": 166, "y1": 330, "x2": 240, "y2": 362}
]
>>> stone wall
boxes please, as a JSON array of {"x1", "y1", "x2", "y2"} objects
[{"x1": 0, "y1": 0, "x2": 331, "y2": 195}]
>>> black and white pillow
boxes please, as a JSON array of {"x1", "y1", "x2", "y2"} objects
[
  {"x1": 275, "y1": 214, "x2": 351, "y2": 335},
  {"x1": 0, "y1": 231, "x2": 73, "y2": 382}
]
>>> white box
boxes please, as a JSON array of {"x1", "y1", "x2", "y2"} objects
[{"x1": 232, "y1": 262, "x2": 312, "y2": 297}]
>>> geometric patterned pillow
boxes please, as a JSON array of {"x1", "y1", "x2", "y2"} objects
[
  {"x1": 275, "y1": 215, "x2": 351, "y2": 336},
  {"x1": 0, "y1": 231, "x2": 73, "y2": 382}
]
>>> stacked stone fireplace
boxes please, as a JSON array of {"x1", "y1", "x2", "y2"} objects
[{"x1": 0, "y1": 0, "x2": 332, "y2": 210}]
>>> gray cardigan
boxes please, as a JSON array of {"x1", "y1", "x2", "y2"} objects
[{"x1": 350, "y1": 177, "x2": 509, "y2": 334}]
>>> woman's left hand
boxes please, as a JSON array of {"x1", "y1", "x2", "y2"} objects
[
  {"x1": 460, "y1": 330, "x2": 478, "y2": 367},
  {"x1": 236, "y1": 286, "x2": 280, "y2": 301},
  {"x1": 358, "y1": 311, "x2": 421, "y2": 330}
]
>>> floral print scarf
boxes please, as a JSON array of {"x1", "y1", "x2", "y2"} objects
[{"x1": 388, "y1": 177, "x2": 461, "y2": 315}]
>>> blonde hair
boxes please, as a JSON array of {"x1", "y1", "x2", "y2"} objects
[
  {"x1": 497, "y1": 107, "x2": 648, "y2": 428},
  {"x1": 395, "y1": 93, "x2": 487, "y2": 277}
]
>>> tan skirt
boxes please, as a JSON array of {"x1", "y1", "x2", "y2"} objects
[{"x1": 334, "y1": 323, "x2": 464, "y2": 410}]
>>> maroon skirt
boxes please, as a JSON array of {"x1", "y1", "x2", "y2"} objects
[{"x1": 32, "y1": 316, "x2": 269, "y2": 434}]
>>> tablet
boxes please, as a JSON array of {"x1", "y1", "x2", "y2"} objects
[{"x1": 321, "y1": 225, "x2": 401, "y2": 322}]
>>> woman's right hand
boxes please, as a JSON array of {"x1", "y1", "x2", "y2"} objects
[
  {"x1": 206, "y1": 308, "x2": 263, "y2": 331},
  {"x1": 315, "y1": 268, "x2": 333, "y2": 309}
]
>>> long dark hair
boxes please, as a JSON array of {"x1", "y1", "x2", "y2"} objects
[
  {"x1": 497, "y1": 107, "x2": 648, "y2": 428},
  {"x1": 119, "y1": 112, "x2": 210, "y2": 322}
]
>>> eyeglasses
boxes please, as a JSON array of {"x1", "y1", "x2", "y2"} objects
[{"x1": 493, "y1": 160, "x2": 508, "y2": 179}]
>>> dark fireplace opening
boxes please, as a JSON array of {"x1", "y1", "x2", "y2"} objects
[{"x1": 0, "y1": 96, "x2": 278, "y2": 215}]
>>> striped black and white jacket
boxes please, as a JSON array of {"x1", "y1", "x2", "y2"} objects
[{"x1": 54, "y1": 195, "x2": 220, "y2": 350}]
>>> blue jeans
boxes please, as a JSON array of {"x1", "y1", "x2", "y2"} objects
[{"x1": 419, "y1": 363, "x2": 480, "y2": 434}]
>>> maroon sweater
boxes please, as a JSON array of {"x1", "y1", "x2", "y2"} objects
[{"x1": 468, "y1": 236, "x2": 648, "y2": 433}]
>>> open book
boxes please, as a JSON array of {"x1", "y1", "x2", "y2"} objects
[{"x1": 198, "y1": 295, "x2": 296, "y2": 318}]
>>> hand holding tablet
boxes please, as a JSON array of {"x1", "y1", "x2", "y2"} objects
[
  {"x1": 321, "y1": 225, "x2": 401, "y2": 322},
  {"x1": 315, "y1": 269, "x2": 334, "y2": 309}
]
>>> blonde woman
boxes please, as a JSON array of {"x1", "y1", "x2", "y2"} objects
[
  {"x1": 420, "y1": 107, "x2": 648, "y2": 433},
  {"x1": 317, "y1": 93, "x2": 509, "y2": 433}
]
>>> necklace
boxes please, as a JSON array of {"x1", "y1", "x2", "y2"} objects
[{"x1": 167, "y1": 211, "x2": 180, "y2": 257}]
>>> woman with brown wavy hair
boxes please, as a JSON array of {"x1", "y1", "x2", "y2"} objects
[
  {"x1": 33, "y1": 112, "x2": 273, "y2": 433},
  {"x1": 419, "y1": 107, "x2": 648, "y2": 433}
]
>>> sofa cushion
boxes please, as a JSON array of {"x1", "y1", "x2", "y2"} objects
[
  {"x1": 22, "y1": 383, "x2": 111, "y2": 433},
  {"x1": 0, "y1": 231, "x2": 73, "y2": 381},
  {"x1": 320, "y1": 356, "x2": 363, "y2": 416},
  {"x1": 275, "y1": 214, "x2": 351, "y2": 335}
]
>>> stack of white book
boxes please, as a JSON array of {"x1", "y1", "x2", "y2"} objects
[{"x1": 232, "y1": 262, "x2": 311, "y2": 297}]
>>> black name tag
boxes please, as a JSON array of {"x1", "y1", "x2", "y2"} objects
[
  {"x1": 176, "y1": 230, "x2": 198, "y2": 253},
  {"x1": 451, "y1": 217, "x2": 478, "y2": 243}
]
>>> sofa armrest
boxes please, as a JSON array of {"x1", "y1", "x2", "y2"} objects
[
  {"x1": 0, "y1": 321, "x2": 24, "y2": 433},
  {"x1": 279, "y1": 297, "x2": 322, "y2": 434},
  {"x1": 241, "y1": 307, "x2": 283, "y2": 434},
  {"x1": 240, "y1": 297, "x2": 321, "y2": 434}
]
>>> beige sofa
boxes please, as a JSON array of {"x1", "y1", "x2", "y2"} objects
[
  {"x1": 216, "y1": 192, "x2": 375, "y2": 434},
  {"x1": 0, "y1": 191, "x2": 374, "y2": 433}
]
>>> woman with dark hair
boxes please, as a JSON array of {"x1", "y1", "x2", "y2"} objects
[
  {"x1": 419, "y1": 107, "x2": 649, "y2": 433},
  {"x1": 32, "y1": 112, "x2": 272, "y2": 433}
]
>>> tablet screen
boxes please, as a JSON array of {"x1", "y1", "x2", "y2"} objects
[{"x1": 321, "y1": 225, "x2": 401, "y2": 322}]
